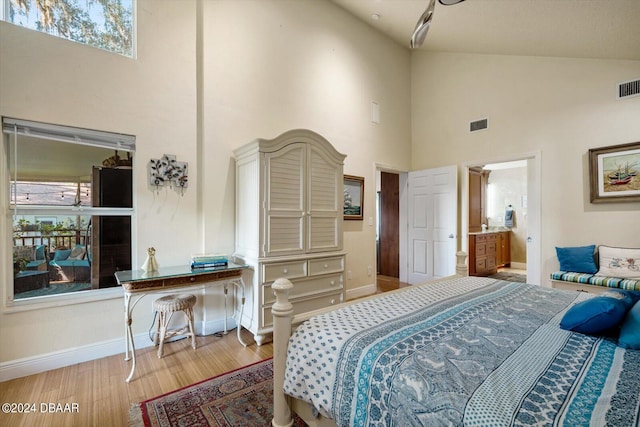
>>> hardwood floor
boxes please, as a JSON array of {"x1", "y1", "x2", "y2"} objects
[
  {"x1": 376, "y1": 274, "x2": 409, "y2": 293},
  {"x1": 0, "y1": 329, "x2": 272, "y2": 427},
  {"x1": 0, "y1": 275, "x2": 402, "y2": 427}
]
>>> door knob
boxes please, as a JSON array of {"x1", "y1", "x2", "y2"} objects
[{"x1": 449, "y1": 234, "x2": 454, "y2": 239}]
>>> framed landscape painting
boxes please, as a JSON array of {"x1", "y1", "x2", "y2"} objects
[
  {"x1": 343, "y1": 175, "x2": 364, "y2": 220},
  {"x1": 589, "y1": 142, "x2": 640, "y2": 203}
]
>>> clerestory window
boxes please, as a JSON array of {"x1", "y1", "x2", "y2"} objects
[
  {"x1": 3, "y1": 117, "x2": 135, "y2": 301},
  {"x1": 1, "y1": 0, "x2": 135, "y2": 58}
]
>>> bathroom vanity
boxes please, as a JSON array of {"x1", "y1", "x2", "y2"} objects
[{"x1": 468, "y1": 231, "x2": 510, "y2": 276}]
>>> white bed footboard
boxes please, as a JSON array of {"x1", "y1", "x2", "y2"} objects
[{"x1": 271, "y1": 251, "x2": 469, "y2": 426}]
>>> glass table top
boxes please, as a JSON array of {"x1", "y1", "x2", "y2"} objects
[{"x1": 114, "y1": 262, "x2": 249, "y2": 284}]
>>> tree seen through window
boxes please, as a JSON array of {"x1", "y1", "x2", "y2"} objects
[{"x1": 5, "y1": 0, "x2": 134, "y2": 57}]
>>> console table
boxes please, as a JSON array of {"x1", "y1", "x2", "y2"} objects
[{"x1": 115, "y1": 262, "x2": 249, "y2": 382}]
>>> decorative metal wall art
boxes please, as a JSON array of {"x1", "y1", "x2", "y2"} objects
[{"x1": 149, "y1": 154, "x2": 188, "y2": 195}]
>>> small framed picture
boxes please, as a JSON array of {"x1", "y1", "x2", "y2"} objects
[
  {"x1": 589, "y1": 142, "x2": 640, "y2": 203},
  {"x1": 343, "y1": 175, "x2": 364, "y2": 220}
]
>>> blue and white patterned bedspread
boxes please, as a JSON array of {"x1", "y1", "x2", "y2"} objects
[{"x1": 283, "y1": 276, "x2": 640, "y2": 426}]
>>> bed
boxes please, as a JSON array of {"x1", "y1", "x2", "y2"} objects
[{"x1": 271, "y1": 254, "x2": 640, "y2": 427}]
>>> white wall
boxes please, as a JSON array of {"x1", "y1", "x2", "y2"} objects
[
  {"x1": 199, "y1": 0, "x2": 411, "y2": 293},
  {"x1": 411, "y1": 52, "x2": 640, "y2": 283},
  {"x1": 0, "y1": 0, "x2": 411, "y2": 375}
]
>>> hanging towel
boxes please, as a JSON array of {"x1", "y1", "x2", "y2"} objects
[{"x1": 504, "y1": 206, "x2": 514, "y2": 227}]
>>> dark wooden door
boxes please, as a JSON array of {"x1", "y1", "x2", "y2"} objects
[
  {"x1": 379, "y1": 172, "x2": 399, "y2": 277},
  {"x1": 468, "y1": 167, "x2": 490, "y2": 233},
  {"x1": 468, "y1": 167, "x2": 483, "y2": 232},
  {"x1": 91, "y1": 167, "x2": 132, "y2": 288}
]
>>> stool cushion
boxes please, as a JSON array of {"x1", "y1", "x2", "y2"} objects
[{"x1": 153, "y1": 294, "x2": 196, "y2": 312}]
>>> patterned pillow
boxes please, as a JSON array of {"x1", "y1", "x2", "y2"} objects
[
  {"x1": 68, "y1": 245, "x2": 86, "y2": 260},
  {"x1": 596, "y1": 246, "x2": 640, "y2": 279}
]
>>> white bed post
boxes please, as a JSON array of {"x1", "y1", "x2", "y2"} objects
[
  {"x1": 456, "y1": 251, "x2": 468, "y2": 276},
  {"x1": 272, "y1": 278, "x2": 294, "y2": 427}
]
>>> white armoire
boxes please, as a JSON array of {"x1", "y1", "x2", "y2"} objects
[{"x1": 233, "y1": 129, "x2": 346, "y2": 345}]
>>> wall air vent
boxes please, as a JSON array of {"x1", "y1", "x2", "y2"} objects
[
  {"x1": 470, "y1": 118, "x2": 488, "y2": 132},
  {"x1": 618, "y1": 79, "x2": 640, "y2": 99}
]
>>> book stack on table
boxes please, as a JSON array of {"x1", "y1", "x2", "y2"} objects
[{"x1": 190, "y1": 254, "x2": 228, "y2": 269}]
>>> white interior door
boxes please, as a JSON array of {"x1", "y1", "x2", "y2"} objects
[{"x1": 407, "y1": 165, "x2": 458, "y2": 284}]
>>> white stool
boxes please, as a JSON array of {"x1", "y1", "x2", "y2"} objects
[{"x1": 153, "y1": 294, "x2": 197, "y2": 358}]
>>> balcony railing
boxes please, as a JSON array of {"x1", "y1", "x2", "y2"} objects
[{"x1": 13, "y1": 229, "x2": 89, "y2": 250}]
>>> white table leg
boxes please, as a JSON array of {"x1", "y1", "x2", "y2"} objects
[
  {"x1": 124, "y1": 293, "x2": 145, "y2": 383},
  {"x1": 233, "y1": 278, "x2": 248, "y2": 347},
  {"x1": 124, "y1": 292, "x2": 137, "y2": 383},
  {"x1": 223, "y1": 283, "x2": 228, "y2": 335},
  {"x1": 124, "y1": 292, "x2": 132, "y2": 361}
]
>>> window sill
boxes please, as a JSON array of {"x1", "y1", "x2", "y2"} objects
[{"x1": 2, "y1": 287, "x2": 123, "y2": 314}]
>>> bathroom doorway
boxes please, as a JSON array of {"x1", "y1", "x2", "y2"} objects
[{"x1": 465, "y1": 154, "x2": 541, "y2": 285}]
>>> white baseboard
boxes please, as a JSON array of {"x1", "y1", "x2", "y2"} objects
[
  {"x1": 346, "y1": 283, "x2": 377, "y2": 301},
  {"x1": 510, "y1": 262, "x2": 527, "y2": 270},
  {"x1": 0, "y1": 317, "x2": 235, "y2": 382}
]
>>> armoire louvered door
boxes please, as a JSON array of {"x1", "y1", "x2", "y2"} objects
[
  {"x1": 264, "y1": 142, "x2": 306, "y2": 257},
  {"x1": 307, "y1": 143, "x2": 342, "y2": 253},
  {"x1": 263, "y1": 142, "x2": 342, "y2": 257}
]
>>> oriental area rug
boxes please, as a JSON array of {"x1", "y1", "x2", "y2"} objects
[{"x1": 129, "y1": 358, "x2": 307, "y2": 427}]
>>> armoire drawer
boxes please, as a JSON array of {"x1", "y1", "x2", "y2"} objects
[
  {"x1": 308, "y1": 256, "x2": 344, "y2": 276},
  {"x1": 262, "y1": 260, "x2": 307, "y2": 282},
  {"x1": 262, "y1": 273, "x2": 343, "y2": 305},
  {"x1": 261, "y1": 291, "x2": 343, "y2": 328}
]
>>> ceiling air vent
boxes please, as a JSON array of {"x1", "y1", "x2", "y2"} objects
[
  {"x1": 618, "y1": 79, "x2": 640, "y2": 99},
  {"x1": 470, "y1": 118, "x2": 488, "y2": 132}
]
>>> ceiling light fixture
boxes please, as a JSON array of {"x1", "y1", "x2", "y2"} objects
[{"x1": 410, "y1": 0, "x2": 466, "y2": 49}]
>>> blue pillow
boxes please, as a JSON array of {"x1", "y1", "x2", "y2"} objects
[
  {"x1": 619, "y1": 301, "x2": 640, "y2": 349},
  {"x1": 53, "y1": 249, "x2": 72, "y2": 261},
  {"x1": 555, "y1": 245, "x2": 598, "y2": 273},
  {"x1": 35, "y1": 244, "x2": 46, "y2": 260},
  {"x1": 560, "y1": 291, "x2": 633, "y2": 334}
]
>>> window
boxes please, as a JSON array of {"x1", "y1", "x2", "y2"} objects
[
  {"x1": 3, "y1": 117, "x2": 135, "y2": 301},
  {"x1": 1, "y1": 0, "x2": 135, "y2": 57}
]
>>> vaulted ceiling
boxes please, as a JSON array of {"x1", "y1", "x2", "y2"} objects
[{"x1": 332, "y1": 0, "x2": 640, "y2": 61}]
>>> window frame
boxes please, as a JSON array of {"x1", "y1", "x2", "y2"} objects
[{"x1": 2, "y1": 117, "x2": 136, "y2": 311}]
